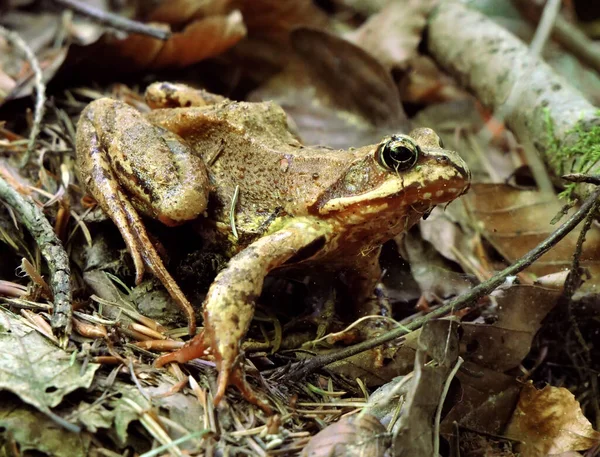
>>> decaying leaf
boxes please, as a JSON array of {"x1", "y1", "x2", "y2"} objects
[
  {"x1": 0, "y1": 395, "x2": 90, "y2": 457},
  {"x1": 464, "y1": 184, "x2": 600, "y2": 288},
  {"x1": 0, "y1": 308, "x2": 99, "y2": 426},
  {"x1": 0, "y1": 309, "x2": 99, "y2": 412},
  {"x1": 393, "y1": 320, "x2": 459, "y2": 455},
  {"x1": 251, "y1": 28, "x2": 409, "y2": 148},
  {"x1": 461, "y1": 285, "x2": 561, "y2": 371},
  {"x1": 346, "y1": 0, "x2": 436, "y2": 69},
  {"x1": 506, "y1": 383, "x2": 600, "y2": 457},
  {"x1": 300, "y1": 413, "x2": 389, "y2": 457},
  {"x1": 441, "y1": 363, "x2": 521, "y2": 436},
  {"x1": 68, "y1": 10, "x2": 246, "y2": 73},
  {"x1": 401, "y1": 227, "x2": 472, "y2": 303}
]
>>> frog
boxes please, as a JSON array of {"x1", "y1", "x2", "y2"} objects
[{"x1": 75, "y1": 82, "x2": 471, "y2": 412}]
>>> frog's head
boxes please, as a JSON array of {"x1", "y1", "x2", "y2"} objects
[{"x1": 314, "y1": 128, "x2": 470, "y2": 238}]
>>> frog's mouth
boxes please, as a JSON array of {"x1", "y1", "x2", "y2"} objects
[{"x1": 318, "y1": 164, "x2": 470, "y2": 216}]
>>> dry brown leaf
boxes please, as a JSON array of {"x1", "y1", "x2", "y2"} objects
[
  {"x1": 400, "y1": 221, "x2": 472, "y2": 302},
  {"x1": 464, "y1": 184, "x2": 600, "y2": 289},
  {"x1": 398, "y1": 55, "x2": 471, "y2": 104},
  {"x1": 300, "y1": 414, "x2": 389, "y2": 457},
  {"x1": 461, "y1": 285, "x2": 560, "y2": 371},
  {"x1": 346, "y1": 0, "x2": 436, "y2": 69},
  {"x1": 506, "y1": 383, "x2": 600, "y2": 457},
  {"x1": 441, "y1": 363, "x2": 520, "y2": 436},
  {"x1": 394, "y1": 320, "x2": 460, "y2": 455},
  {"x1": 250, "y1": 28, "x2": 409, "y2": 148},
  {"x1": 107, "y1": 11, "x2": 246, "y2": 70}
]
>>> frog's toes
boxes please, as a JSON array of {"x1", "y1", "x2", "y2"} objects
[{"x1": 154, "y1": 331, "x2": 209, "y2": 367}]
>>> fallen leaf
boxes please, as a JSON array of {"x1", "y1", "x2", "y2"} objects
[
  {"x1": 464, "y1": 184, "x2": 600, "y2": 290},
  {"x1": 251, "y1": 28, "x2": 409, "y2": 148},
  {"x1": 393, "y1": 320, "x2": 459, "y2": 455},
  {"x1": 93, "y1": 11, "x2": 246, "y2": 71},
  {"x1": 346, "y1": 0, "x2": 436, "y2": 69},
  {"x1": 0, "y1": 308, "x2": 99, "y2": 426},
  {"x1": 441, "y1": 363, "x2": 520, "y2": 436},
  {"x1": 461, "y1": 285, "x2": 560, "y2": 371},
  {"x1": 506, "y1": 383, "x2": 600, "y2": 457},
  {"x1": 300, "y1": 413, "x2": 389, "y2": 457},
  {"x1": 400, "y1": 227, "x2": 472, "y2": 302},
  {"x1": 0, "y1": 395, "x2": 90, "y2": 457}
]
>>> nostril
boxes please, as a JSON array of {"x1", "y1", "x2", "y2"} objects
[{"x1": 436, "y1": 156, "x2": 449, "y2": 164}]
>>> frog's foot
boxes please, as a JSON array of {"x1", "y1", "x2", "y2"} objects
[
  {"x1": 155, "y1": 331, "x2": 209, "y2": 368},
  {"x1": 215, "y1": 357, "x2": 273, "y2": 414},
  {"x1": 155, "y1": 331, "x2": 273, "y2": 414}
]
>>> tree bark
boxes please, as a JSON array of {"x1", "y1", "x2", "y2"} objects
[{"x1": 427, "y1": 1, "x2": 600, "y2": 199}]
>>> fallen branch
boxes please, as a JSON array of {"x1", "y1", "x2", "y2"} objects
[
  {"x1": 0, "y1": 176, "x2": 72, "y2": 342},
  {"x1": 426, "y1": 2, "x2": 600, "y2": 200}
]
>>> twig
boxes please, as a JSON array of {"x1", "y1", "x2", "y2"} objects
[
  {"x1": 561, "y1": 192, "x2": 600, "y2": 429},
  {"x1": 284, "y1": 185, "x2": 600, "y2": 382},
  {"x1": 434, "y1": 357, "x2": 463, "y2": 457},
  {"x1": 0, "y1": 26, "x2": 46, "y2": 167},
  {"x1": 563, "y1": 173, "x2": 600, "y2": 185},
  {"x1": 52, "y1": 0, "x2": 171, "y2": 41},
  {"x1": 0, "y1": 176, "x2": 72, "y2": 342}
]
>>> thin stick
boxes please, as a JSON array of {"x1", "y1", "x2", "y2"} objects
[
  {"x1": 434, "y1": 357, "x2": 463, "y2": 456},
  {"x1": 285, "y1": 185, "x2": 600, "y2": 382},
  {"x1": 52, "y1": 0, "x2": 171, "y2": 40},
  {"x1": 0, "y1": 26, "x2": 46, "y2": 167},
  {"x1": 0, "y1": 176, "x2": 72, "y2": 341}
]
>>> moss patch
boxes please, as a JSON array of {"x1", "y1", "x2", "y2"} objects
[{"x1": 544, "y1": 110, "x2": 600, "y2": 199}]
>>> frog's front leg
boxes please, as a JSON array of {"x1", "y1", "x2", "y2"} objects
[
  {"x1": 156, "y1": 219, "x2": 331, "y2": 411},
  {"x1": 76, "y1": 99, "x2": 210, "y2": 333}
]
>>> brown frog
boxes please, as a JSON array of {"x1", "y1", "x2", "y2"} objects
[{"x1": 76, "y1": 82, "x2": 470, "y2": 412}]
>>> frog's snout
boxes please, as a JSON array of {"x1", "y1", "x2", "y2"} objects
[{"x1": 434, "y1": 154, "x2": 471, "y2": 196}]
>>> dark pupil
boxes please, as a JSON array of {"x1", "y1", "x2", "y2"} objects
[{"x1": 388, "y1": 145, "x2": 413, "y2": 164}]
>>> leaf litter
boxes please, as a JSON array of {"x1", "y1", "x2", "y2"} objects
[{"x1": 1, "y1": 0, "x2": 600, "y2": 455}]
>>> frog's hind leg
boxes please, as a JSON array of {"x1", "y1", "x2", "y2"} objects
[{"x1": 76, "y1": 99, "x2": 206, "y2": 334}]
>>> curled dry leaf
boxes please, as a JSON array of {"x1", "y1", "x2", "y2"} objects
[
  {"x1": 346, "y1": 0, "x2": 436, "y2": 69},
  {"x1": 506, "y1": 382, "x2": 600, "y2": 457},
  {"x1": 300, "y1": 413, "x2": 390, "y2": 457},
  {"x1": 102, "y1": 10, "x2": 246, "y2": 70},
  {"x1": 62, "y1": 8, "x2": 245, "y2": 77}
]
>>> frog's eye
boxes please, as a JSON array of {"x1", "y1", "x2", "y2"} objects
[{"x1": 377, "y1": 136, "x2": 420, "y2": 172}]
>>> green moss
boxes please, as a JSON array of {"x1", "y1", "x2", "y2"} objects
[{"x1": 544, "y1": 109, "x2": 600, "y2": 199}]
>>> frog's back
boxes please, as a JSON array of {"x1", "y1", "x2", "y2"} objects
[{"x1": 146, "y1": 101, "x2": 355, "y2": 245}]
